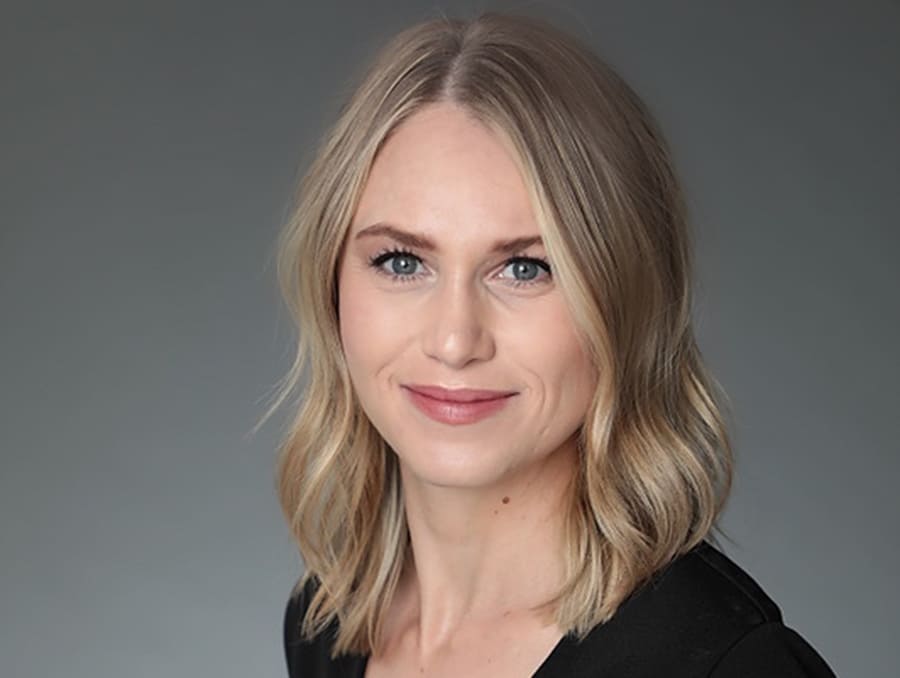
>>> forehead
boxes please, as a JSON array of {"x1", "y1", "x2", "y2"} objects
[{"x1": 350, "y1": 102, "x2": 540, "y2": 243}]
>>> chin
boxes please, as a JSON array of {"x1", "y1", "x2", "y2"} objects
[{"x1": 390, "y1": 437, "x2": 524, "y2": 491}]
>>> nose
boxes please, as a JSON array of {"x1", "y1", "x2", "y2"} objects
[{"x1": 421, "y1": 275, "x2": 495, "y2": 369}]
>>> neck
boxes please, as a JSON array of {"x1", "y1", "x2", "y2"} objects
[{"x1": 391, "y1": 439, "x2": 577, "y2": 652}]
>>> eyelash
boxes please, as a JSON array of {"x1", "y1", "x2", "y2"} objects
[{"x1": 367, "y1": 247, "x2": 552, "y2": 288}]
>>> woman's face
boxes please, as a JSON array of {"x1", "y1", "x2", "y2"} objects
[{"x1": 337, "y1": 102, "x2": 597, "y2": 490}]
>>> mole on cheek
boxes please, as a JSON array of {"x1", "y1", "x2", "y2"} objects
[{"x1": 502, "y1": 496, "x2": 510, "y2": 504}]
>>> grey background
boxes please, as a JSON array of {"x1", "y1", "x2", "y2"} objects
[{"x1": 1, "y1": 1, "x2": 897, "y2": 676}]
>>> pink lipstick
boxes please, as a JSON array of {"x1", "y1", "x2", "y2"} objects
[{"x1": 402, "y1": 384, "x2": 517, "y2": 425}]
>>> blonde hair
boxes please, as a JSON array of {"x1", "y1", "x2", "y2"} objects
[{"x1": 266, "y1": 11, "x2": 733, "y2": 657}]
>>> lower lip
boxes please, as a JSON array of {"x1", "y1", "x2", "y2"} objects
[{"x1": 403, "y1": 388, "x2": 515, "y2": 425}]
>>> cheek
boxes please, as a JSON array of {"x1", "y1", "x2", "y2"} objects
[
  {"x1": 535, "y1": 307, "x2": 596, "y2": 405},
  {"x1": 337, "y1": 267, "x2": 407, "y2": 384},
  {"x1": 521, "y1": 300, "x2": 585, "y2": 361},
  {"x1": 338, "y1": 273, "x2": 374, "y2": 376}
]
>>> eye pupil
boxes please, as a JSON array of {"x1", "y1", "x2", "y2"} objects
[
  {"x1": 391, "y1": 255, "x2": 416, "y2": 275},
  {"x1": 513, "y1": 260, "x2": 538, "y2": 280}
]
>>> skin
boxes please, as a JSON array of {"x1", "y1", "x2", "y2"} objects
[{"x1": 337, "y1": 101, "x2": 598, "y2": 677}]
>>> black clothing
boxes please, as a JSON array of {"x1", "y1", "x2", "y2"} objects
[{"x1": 283, "y1": 541, "x2": 836, "y2": 677}]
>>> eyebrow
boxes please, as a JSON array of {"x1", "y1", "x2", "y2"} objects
[{"x1": 354, "y1": 222, "x2": 544, "y2": 255}]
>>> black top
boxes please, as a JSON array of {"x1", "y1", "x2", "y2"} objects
[{"x1": 283, "y1": 541, "x2": 837, "y2": 677}]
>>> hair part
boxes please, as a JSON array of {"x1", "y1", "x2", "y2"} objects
[{"x1": 264, "y1": 11, "x2": 733, "y2": 657}]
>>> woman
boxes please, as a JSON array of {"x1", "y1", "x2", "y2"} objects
[{"x1": 272, "y1": 12, "x2": 837, "y2": 677}]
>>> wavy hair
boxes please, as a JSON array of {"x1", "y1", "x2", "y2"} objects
[{"x1": 264, "y1": 11, "x2": 733, "y2": 657}]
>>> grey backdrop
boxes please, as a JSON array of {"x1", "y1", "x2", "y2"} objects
[{"x1": 2, "y1": 1, "x2": 897, "y2": 676}]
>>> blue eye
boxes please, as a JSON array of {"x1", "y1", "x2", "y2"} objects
[
  {"x1": 368, "y1": 248, "x2": 425, "y2": 283},
  {"x1": 499, "y1": 257, "x2": 551, "y2": 286},
  {"x1": 367, "y1": 248, "x2": 552, "y2": 288},
  {"x1": 508, "y1": 261, "x2": 537, "y2": 280}
]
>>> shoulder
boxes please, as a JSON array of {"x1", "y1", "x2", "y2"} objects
[
  {"x1": 283, "y1": 577, "x2": 366, "y2": 678},
  {"x1": 647, "y1": 539, "x2": 784, "y2": 633},
  {"x1": 559, "y1": 541, "x2": 836, "y2": 677}
]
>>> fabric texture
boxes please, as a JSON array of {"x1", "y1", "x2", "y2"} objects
[{"x1": 283, "y1": 541, "x2": 837, "y2": 677}]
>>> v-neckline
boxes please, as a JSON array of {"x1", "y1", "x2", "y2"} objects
[{"x1": 355, "y1": 632, "x2": 576, "y2": 677}]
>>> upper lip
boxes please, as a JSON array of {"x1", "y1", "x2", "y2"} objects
[{"x1": 403, "y1": 384, "x2": 518, "y2": 402}]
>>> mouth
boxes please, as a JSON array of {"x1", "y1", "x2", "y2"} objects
[{"x1": 401, "y1": 384, "x2": 518, "y2": 425}]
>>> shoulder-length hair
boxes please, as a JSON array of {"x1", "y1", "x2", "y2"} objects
[{"x1": 266, "y1": 11, "x2": 733, "y2": 658}]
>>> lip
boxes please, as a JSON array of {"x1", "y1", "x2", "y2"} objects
[
  {"x1": 402, "y1": 384, "x2": 517, "y2": 425},
  {"x1": 403, "y1": 384, "x2": 518, "y2": 402}
]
